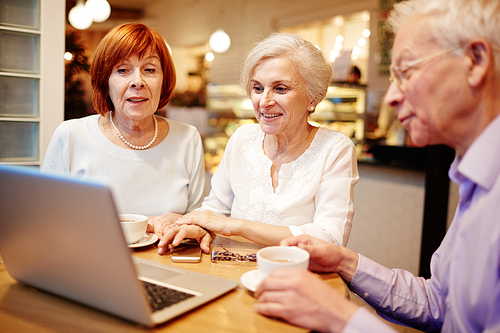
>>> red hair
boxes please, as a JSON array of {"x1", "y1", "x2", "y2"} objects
[{"x1": 91, "y1": 23, "x2": 176, "y2": 115}]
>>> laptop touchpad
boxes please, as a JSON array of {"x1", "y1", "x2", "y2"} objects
[{"x1": 135, "y1": 262, "x2": 184, "y2": 281}]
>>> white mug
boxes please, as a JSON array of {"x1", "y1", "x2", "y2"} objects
[
  {"x1": 119, "y1": 214, "x2": 148, "y2": 244},
  {"x1": 256, "y1": 246, "x2": 310, "y2": 278}
]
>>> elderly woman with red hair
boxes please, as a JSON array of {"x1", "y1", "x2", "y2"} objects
[{"x1": 42, "y1": 23, "x2": 206, "y2": 237}]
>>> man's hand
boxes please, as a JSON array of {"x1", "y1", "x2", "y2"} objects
[
  {"x1": 254, "y1": 269, "x2": 359, "y2": 332},
  {"x1": 281, "y1": 235, "x2": 359, "y2": 283}
]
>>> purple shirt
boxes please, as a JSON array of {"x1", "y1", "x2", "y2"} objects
[{"x1": 343, "y1": 114, "x2": 500, "y2": 332}]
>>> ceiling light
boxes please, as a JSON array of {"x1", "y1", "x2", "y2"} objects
[
  {"x1": 209, "y1": 29, "x2": 231, "y2": 53},
  {"x1": 85, "y1": 0, "x2": 111, "y2": 23},
  {"x1": 205, "y1": 52, "x2": 215, "y2": 62},
  {"x1": 330, "y1": 49, "x2": 340, "y2": 62},
  {"x1": 333, "y1": 16, "x2": 344, "y2": 27},
  {"x1": 362, "y1": 11, "x2": 370, "y2": 21},
  {"x1": 68, "y1": 0, "x2": 93, "y2": 30},
  {"x1": 352, "y1": 47, "x2": 361, "y2": 59}
]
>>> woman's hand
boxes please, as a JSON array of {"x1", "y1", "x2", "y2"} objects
[
  {"x1": 254, "y1": 269, "x2": 359, "y2": 332},
  {"x1": 146, "y1": 213, "x2": 183, "y2": 239},
  {"x1": 177, "y1": 211, "x2": 294, "y2": 246},
  {"x1": 157, "y1": 225, "x2": 212, "y2": 255},
  {"x1": 176, "y1": 210, "x2": 236, "y2": 236}
]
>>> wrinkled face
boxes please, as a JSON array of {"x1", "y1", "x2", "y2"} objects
[
  {"x1": 108, "y1": 52, "x2": 163, "y2": 121},
  {"x1": 250, "y1": 56, "x2": 314, "y2": 136},
  {"x1": 385, "y1": 14, "x2": 468, "y2": 148}
]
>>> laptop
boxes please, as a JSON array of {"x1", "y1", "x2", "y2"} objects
[{"x1": 0, "y1": 164, "x2": 239, "y2": 327}]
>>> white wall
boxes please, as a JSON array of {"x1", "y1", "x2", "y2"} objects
[
  {"x1": 40, "y1": 0, "x2": 65, "y2": 164},
  {"x1": 349, "y1": 163, "x2": 459, "y2": 276},
  {"x1": 349, "y1": 164, "x2": 426, "y2": 275}
]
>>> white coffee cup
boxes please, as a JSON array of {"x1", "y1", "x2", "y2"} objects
[
  {"x1": 256, "y1": 246, "x2": 310, "y2": 278},
  {"x1": 119, "y1": 214, "x2": 148, "y2": 244}
]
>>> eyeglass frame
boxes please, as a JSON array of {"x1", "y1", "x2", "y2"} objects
[{"x1": 389, "y1": 45, "x2": 463, "y2": 88}]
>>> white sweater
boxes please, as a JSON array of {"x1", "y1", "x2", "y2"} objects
[
  {"x1": 201, "y1": 124, "x2": 359, "y2": 245},
  {"x1": 42, "y1": 115, "x2": 206, "y2": 216}
]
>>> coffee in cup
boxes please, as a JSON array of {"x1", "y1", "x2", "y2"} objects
[
  {"x1": 119, "y1": 214, "x2": 148, "y2": 244},
  {"x1": 256, "y1": 246, "x2": 310, "y2": 278}
]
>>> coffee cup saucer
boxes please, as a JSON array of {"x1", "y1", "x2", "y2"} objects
[
  {"x1": 240, "y1": 269, "x2": 264, "y2": 293},
  {"x1": 128, "y1": 233, "x2": 158, "y2": 248}
]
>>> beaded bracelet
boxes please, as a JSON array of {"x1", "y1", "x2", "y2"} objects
[{"x1": 211, "y1": 244, "x2": 257, "y2": 262}]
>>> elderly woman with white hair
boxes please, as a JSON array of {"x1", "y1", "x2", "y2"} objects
[{"x1": 158, "y1": 32, "x2": 359, "y2": 254}]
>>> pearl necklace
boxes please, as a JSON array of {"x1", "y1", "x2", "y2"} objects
[{"x1": 109, "y1": 111, "x2": 158, "y2": 150}]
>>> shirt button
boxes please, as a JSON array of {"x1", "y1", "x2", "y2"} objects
[{"x1": 363, "y1": 292, "x2": 370, "y2": 299}]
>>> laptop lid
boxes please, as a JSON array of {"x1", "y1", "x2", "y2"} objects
[{"x1": 0, "y1": 165, "x2": 238, "y2": 327}]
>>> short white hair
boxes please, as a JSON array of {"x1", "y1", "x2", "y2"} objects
[
  {"x1": 240, "y1": 32, "x2": 332, "y2": 105},
  {"x1": 387, "y1": 0, "x2": 500, "y2": 74}
]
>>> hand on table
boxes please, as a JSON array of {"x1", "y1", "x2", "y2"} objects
[
  {"x1": 157, "y1": 224, "x2": 212, "y2": 255},
  {"x1": 254, "y1": 269, "x2": 359, "y2": 333},
  {"x1": 146, "y1": 213, "x2": 182, "y2": 239},
  {"x1": 176, "y1": 210, "x2": 235, "y2": 236},
  {"x1": 176, "y1": 211, "x2": 293, "y2": 246}
]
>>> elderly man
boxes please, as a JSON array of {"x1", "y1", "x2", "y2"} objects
[{"x1": 253, "y1": 0, "x2": 500, "y2": 332}]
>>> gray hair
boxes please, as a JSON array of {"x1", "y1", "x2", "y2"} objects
[
  {"x1": 240, "y1": 32, "x2": 332, "y2": 105},
  {"x1": 386, "y1": 0, "x2": 500, "y2": 74}
]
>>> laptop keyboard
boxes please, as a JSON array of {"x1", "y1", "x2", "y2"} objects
[{"x1": 143, "y1": 281, "x2": 195, "y2": 312}]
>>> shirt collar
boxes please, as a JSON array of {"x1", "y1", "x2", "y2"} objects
[{"x1": 451, "y1": 114, "x2": 500, "y2": 191}]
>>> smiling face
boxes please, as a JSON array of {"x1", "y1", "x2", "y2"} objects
[
  {"x1": 250, "y1": 56, "x2": 314, "y2": 137},
  {"x1": 108, "y1": 52, "x2": 163, "y2": 121},
  {"x1": 385, "y1": 14, "x2": 470, "y2": 148}
]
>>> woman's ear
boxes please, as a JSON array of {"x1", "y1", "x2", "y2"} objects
[
  {"x1": 308, "y1": 101, "x2": 317, "y2": 112},
  {"x1": 464, "y1": 38, "x2": 492, "y2": 87}
]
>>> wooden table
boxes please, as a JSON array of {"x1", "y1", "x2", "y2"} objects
[{"x1": 0, "y1": 235, "x2": 348, "y2": 332}]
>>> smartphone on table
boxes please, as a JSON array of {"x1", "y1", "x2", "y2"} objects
[{"x1": 170, "y1": 239, "x2": 202, "y2": 263}]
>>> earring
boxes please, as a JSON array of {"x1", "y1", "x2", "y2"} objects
[{"x1": 309, "y1": 106, "x2": 314, "y2": 111}]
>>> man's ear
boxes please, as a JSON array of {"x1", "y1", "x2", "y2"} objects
[{"x1": 464, "y1": 38, "x2": 492, "y2": 87}]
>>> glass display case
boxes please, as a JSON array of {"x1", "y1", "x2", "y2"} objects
[
  {"x1": 311, "y1": 83, "x2": 366, "y2": 144},
  {"x1": 0, "y1": 0, "x2": 41, "y2": 164},
  {"x1": 202, "y1": 83, "x2": 366, "y2": 174}
]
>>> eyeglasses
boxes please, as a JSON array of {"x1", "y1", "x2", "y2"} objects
[{"x1": 389, "y1": 46, "x2": 462, "y2": 88}]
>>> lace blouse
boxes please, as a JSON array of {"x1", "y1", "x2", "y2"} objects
[{"x1": 201, "y1": 124, "x2": 359, "y2": 245}]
